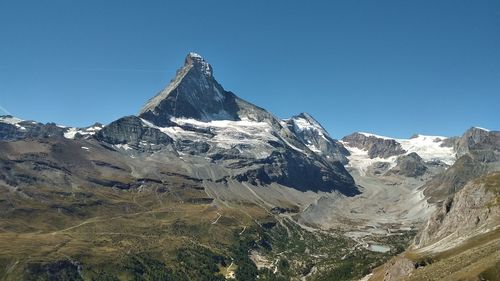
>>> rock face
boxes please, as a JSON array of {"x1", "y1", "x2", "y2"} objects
[
  {"x1": 0, "y1": 115, "x2": 103, "y2": 141},
  {"x1": 285, "y1": 113, "x2": 349, "y2": 164},
  {"x1": 0, "y1": 116, "x2": 66, "y2": 141},
  {"x1": 95, "y1": 116, "x2": 172, "y2": 148},
  {"x1": 423, "y1": 129, "x2": 500, "y2": 202},
  {"x1": 414, "y1": 172, "x2": 500, "y2": 250},
  {"x1": 342, "y1": 132, "x2": 406, "y2": 159},
  {"x1": 378, "y1": 256, "x2": 415, "y2": 281},
  {"x1": 389, "y1": 152, "x2": 427, "y2": 177},
  {"x1": 423, "y1": 155, "x2": 487, "y2": 201},
  {"x1": 455, "y1": 127, "x2": 500, "y2": 162}
]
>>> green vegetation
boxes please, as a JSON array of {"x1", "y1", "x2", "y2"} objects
[{"x1": 0, "y1": 180, "x2": 417, "y2": 281}]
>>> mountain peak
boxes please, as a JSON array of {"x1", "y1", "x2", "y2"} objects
[
  {"x1": 184, "y1": 52, "x2": 212, "y2": 77},
  {"x1": 139, "y1": 53, "x2": 275, "y2": 126}
]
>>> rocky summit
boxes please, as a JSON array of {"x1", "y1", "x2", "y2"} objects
[{"x1": 0, "y1": 53, "x2": 499, "y2": 281}]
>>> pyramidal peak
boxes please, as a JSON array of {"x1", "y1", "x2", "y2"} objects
[{"x1": 139, "y1": 52, "x2": 276, "y2": 126}]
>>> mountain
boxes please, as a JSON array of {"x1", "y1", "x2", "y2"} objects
[
  {"x1": 366, "y1": 128, "x2": 500, "y2": 281},
  {"x1": 0, "y1": 53, "x2": 499, "y2": 281},
  {"x1": 285, "y1": 113, "x2": 349, "y2": 164},
  {"x1": 139, "y1": 53, "x2": 277, "y2": 125},
  {"x1": 97, "y1": 53, "x2": 357, "y2": 194}
]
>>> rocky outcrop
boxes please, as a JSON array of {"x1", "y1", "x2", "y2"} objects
[
  {"x1": 235, "y1": 150, "x2": 356, "y2": 194},
  {"x1": 0, "y1": 116, "x2": 66, "y2": 141},
  {"x1": 389, "y1": 152, "x2": 427, "y2": 177},
  {"x1": 455, "y1": 127, "x2": 500, "y2": 162},
  {"x1": 95, "y1": 116, "x2": 172, "y2": 148},
  {"x1": 369, "y1": 172, "x2": 500, "y2": 281},
  {"x1": 342, "y1": 132, "x2": 406, "y2": 158},
  {"x1": 423, "y1": 155, "x2": 487, "y2": 202},
  {"x1": 377, "y1": 256, "x2": 415, "y2": 281},
  {"x1": 414, "y1": 172, "x2": 500, "y2": 250}
]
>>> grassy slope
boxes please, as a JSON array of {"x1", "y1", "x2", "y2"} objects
[
  {"x1": 0, "y1": 180, "x2": 416, "y2": 281},
  {"x1": 0, "y1": 181, "x2": 269, "y2": 280}
]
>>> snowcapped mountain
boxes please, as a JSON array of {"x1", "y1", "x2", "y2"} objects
[
  {"x1": 341, "y1": 132, "x2": 456, "y2": 177},
  {"x1": 285, "y1": 113, "x2": 349, "y2": 164},
  {"x1": 94, "y1": 53, "x2": 357, "y2": 194},
  {"x1": 140, "y1": 52, "x2": 278, "y2": 126}
]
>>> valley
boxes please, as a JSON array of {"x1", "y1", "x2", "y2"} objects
[{"x1": 0, "y1": 53, "x2": 499, "y2": 281}]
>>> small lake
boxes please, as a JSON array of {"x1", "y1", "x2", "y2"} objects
[{"x1": 367, "y1": 244, "x2": 391, "y2": 253}]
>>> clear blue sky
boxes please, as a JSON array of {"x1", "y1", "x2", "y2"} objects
[{"x1": 1, "y1": 0, "x2": 499, "y2": 138}]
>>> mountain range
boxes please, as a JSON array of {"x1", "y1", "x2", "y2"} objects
[{"x1": 0, "y1": 53, "x2": 499, "y2": 281}]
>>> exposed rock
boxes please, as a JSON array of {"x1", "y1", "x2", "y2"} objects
[
  {"x1": 95, "y1": 116, "x2": 172, "y2": 148},
  {"x1": 342, "y1": 132, "x2": 406, "y2": 159},
  {"x1": 414, "y1": 172, "x2": 500, "y2": 250},
  {"x1": 366, "y1": 161, "x2": 391, "y2": 175},
  {"x1": 376, "y1": 256, "x2": 415, "y2": 281},
  {"x1": 455, "y1": 127, "x2": 500, "y2": 162},
  {"x1": 389, "y1": 152, "x2": 427, "y2": 177},
  {"x1": 423, "y1": 155, "x2": 487, "y2": 202},
  {"x1": 285, "y1": 112, "x2": 349, "y2": 164},
  {"x1": 439, "y1": 136, "x2": 458, "y2": 148},
  {"x1": 234, "y1": 150, "x2": 356, "y2": 194},
  {"x1": 0, "y1": 117, "x2": 66, "y2": 141}
]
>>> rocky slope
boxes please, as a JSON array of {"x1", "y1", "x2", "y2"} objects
[{"x1": 368, "y1": 172, "x2": 500, "y2": 281}]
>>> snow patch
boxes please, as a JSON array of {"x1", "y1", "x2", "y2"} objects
[
  {"x1": 64, "y1": 128, "x2": 78, "y2": 139},
  {"x1": 397, "y1": 135, "x2": 455, "y2": 165},
  {"x1": 141, "y1": 117, "x2": 286, "y2": 159},
  {"x1": 114, "y1": 144, "x2": 132, "y2": 151},
  {"x1": 342, "y1": 145, "x2": 398, "y2": 176},
  {"x1": 63, "y1": 126, "x2": 102, "y2": 139},
  {"x1": 0, "y1": 116, "x2": 24, "y2": 125},
  {"x1": 0, "y1": 116, "x2": 27, "y2": 130}
]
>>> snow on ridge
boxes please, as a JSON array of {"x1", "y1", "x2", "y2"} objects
[
  {"x1": 0, "y1": 115, "x2": 24, "y2": 125},
  {"x1": 358, "y1": 132, "x2": 393, "y2": 140},
  {"x1": 473, "y1": 126, "x2": 490, "y2": 132},
  {"x1": 188, "y1": 52, "x2": 203, "y2": 59},
  {"x1": 0, "y1": 116, "x2": 27, "y2": 130}
]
